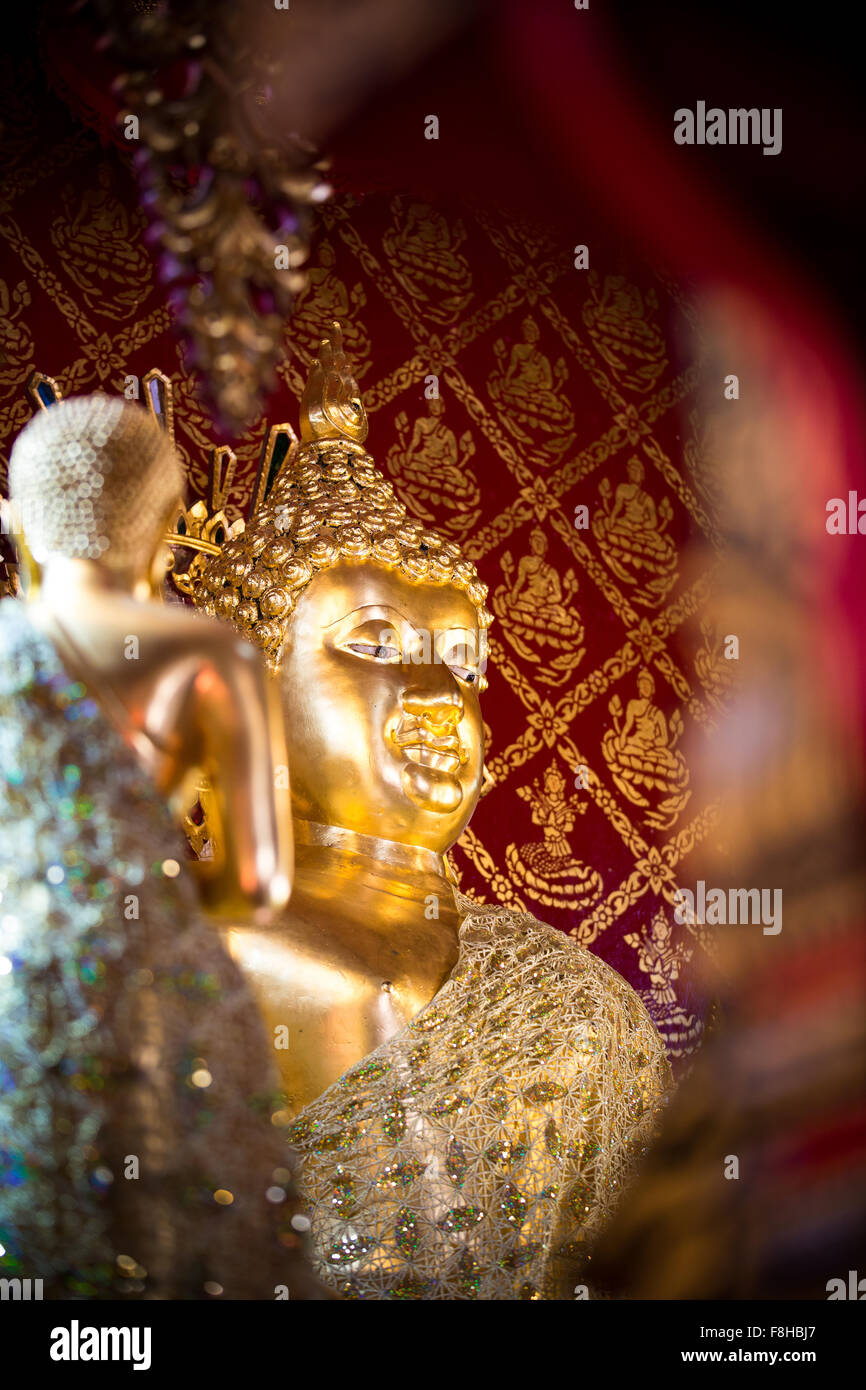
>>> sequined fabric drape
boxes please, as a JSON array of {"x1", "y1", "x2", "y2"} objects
[{"x1": 288, "y1": 894, "x2": 670, "y2": 1299}]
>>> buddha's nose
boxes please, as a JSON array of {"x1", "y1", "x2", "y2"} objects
[{"x1": 401, "y1": 683, "x2": 462, "y2": 729}]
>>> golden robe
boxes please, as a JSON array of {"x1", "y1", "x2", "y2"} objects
[{"x1": 287, "y1": 894, "x2": 672, "y2": 1299}]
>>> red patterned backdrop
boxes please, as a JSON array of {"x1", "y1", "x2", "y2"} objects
[{"x1": 0, "y1": 51, "x2": 722, "y2": 1076}]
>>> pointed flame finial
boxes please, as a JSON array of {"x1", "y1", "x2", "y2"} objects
[{"x1": 299, "y1": 321, "x2": 368, "y2": 446}]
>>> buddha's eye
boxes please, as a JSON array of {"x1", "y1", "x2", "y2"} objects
[
  {"x1": 441, "y1": 642, "x2": 481, "y2": 688},
  {"x1": 346, "y1": 641, "x2": 400, "y2": 662},
  {"x1": 449, "y1": 666, "x2": 477, "y2": 686}
]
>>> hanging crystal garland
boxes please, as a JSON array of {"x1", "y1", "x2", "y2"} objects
[{"x1": 86, "y1": 0, "x2": 331, "y2": 435}]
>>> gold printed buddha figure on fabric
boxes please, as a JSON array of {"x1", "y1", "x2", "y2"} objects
[{"x1": 193, "y1": 323, "x2": 672, "y2": 1299}]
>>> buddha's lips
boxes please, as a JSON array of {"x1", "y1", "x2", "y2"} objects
[{"x1": 391, "y1": 721, "x2": 464, "y2": 771}]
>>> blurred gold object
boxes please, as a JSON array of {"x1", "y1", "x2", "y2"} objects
[
  {"x1": 8, "y1": 392, "x2": 293, "y2": 924},
  {"x1": 592, "y1": 288, "x2": 866, "y2": 1301}
]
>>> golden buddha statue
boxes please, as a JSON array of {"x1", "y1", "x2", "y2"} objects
[{"x1": 192, "y1": 323, "x2": 672, "y2": 1300}]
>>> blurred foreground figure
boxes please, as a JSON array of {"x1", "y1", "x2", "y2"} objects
[
  {"x1": 0, "y1": 396, "x2": 326, "y2": 1298},
  {"x1": 593, "y1": 294, "x2": 866, "y2": 1299}
]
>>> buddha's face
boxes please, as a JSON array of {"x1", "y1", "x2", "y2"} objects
[{"x1": 279, "y1": 559, "x2": 485, "y2": 852}]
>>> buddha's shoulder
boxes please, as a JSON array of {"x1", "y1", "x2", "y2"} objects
[
  {"x1": 455, "y1": 892, "x2": 666, "y2": 1045},
  {"x1": 455, "y1": 891, "x2": 626, "y2": 993}
]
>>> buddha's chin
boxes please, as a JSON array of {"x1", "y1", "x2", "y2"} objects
[{"x1": 400, "y1": 760, "x2": 464, "y2": 815}]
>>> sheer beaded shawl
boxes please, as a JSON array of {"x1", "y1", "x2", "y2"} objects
[{"x1": 287, "y1": 894, "x2": 672, "y2": 1300}]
